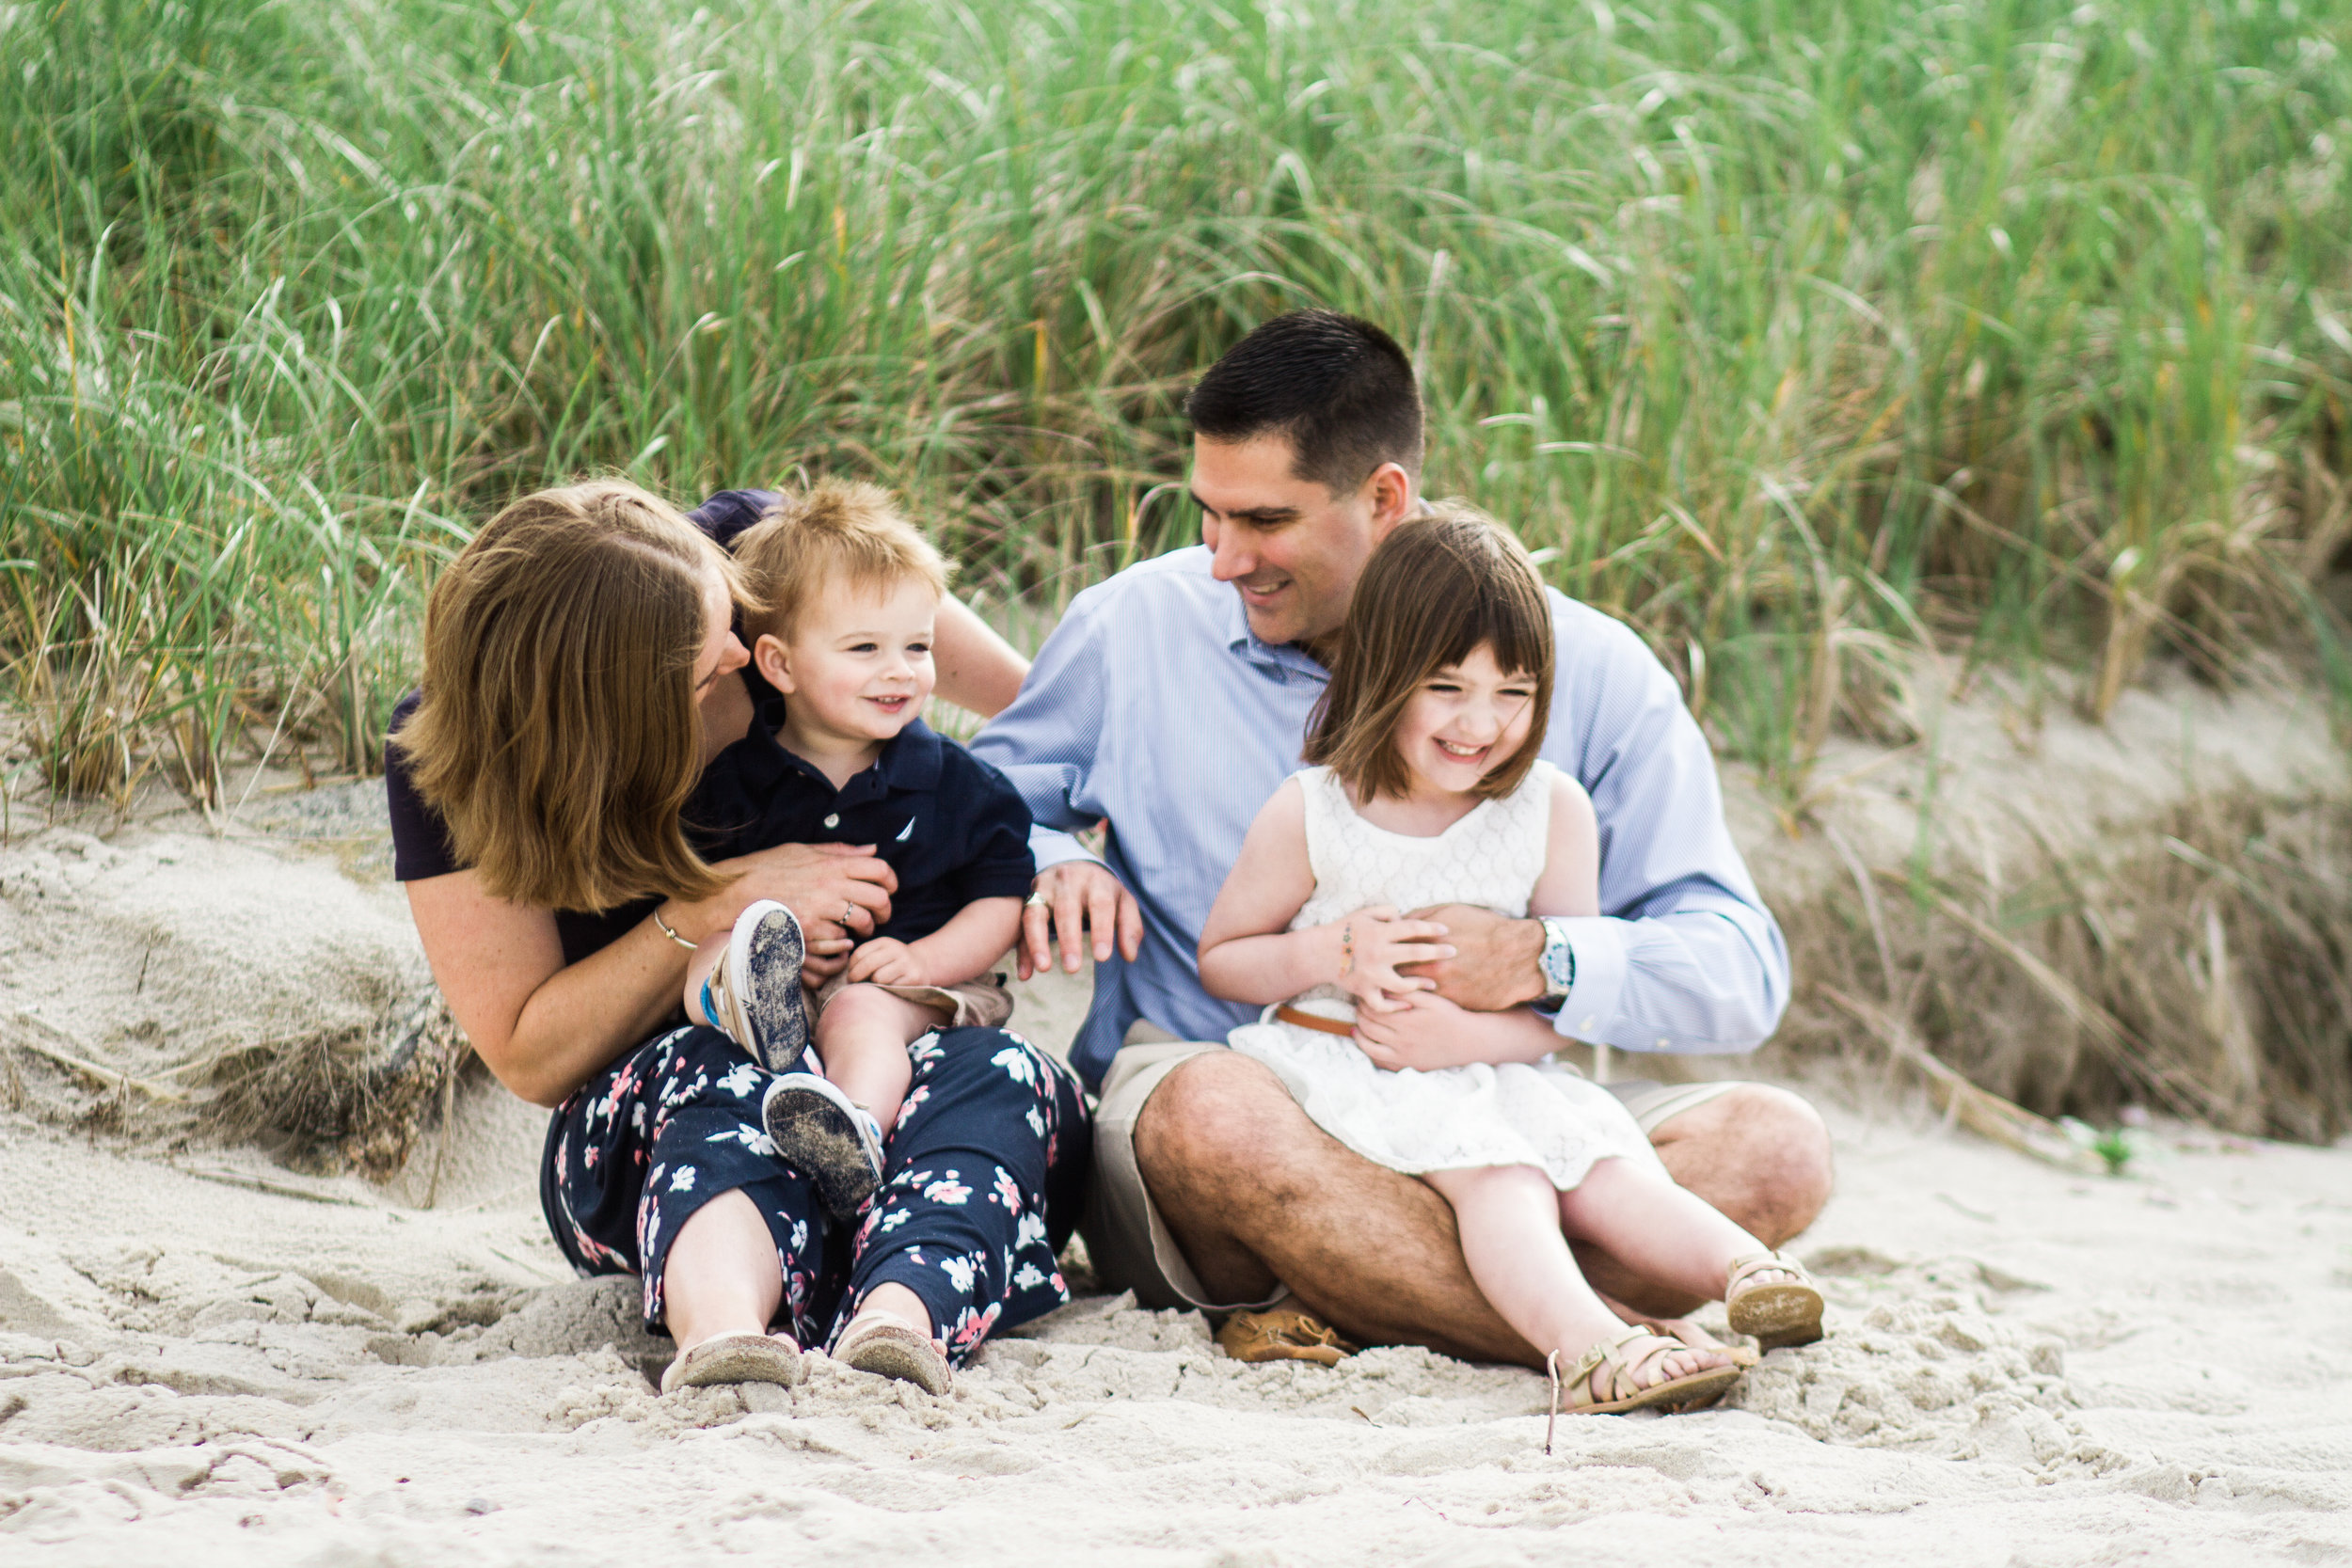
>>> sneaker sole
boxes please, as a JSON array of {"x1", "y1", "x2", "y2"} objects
[
  {"x1": 763, "y1": 1084, "x2": 884, "y2": 1219},
  {"x1": 725, "y1": 903, "x2": 809, "y2": 1069}
]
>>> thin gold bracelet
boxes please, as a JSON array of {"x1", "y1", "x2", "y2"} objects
[{"x1": 651, "y1": 908, "x2": 697, "y2": 951}]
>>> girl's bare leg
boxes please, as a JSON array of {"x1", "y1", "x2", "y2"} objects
[
  {"x1": 1422, "y1": 1164, "x2": 1736, "y2": 1398},
  {"x1": 1557, "y1": 1158, "x2": 1797, "y2": 1299}
]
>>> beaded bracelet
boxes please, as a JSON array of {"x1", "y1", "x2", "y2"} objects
[
  {"x1": 651, "y1": 908, "x2": 697, "y2": 951},
  {"x1": 1338, "y1": 921, "x2": 1355, "y2": 978}
]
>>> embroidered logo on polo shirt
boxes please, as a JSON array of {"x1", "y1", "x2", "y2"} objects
[{"x1": 896, "y1": 818, "x2": 915, "y2": 842}]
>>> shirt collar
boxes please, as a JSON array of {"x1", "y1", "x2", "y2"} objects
[
  {"x1": 1221, "y1": 584, "x2": 1331, "y2": 685},
  {"x1": 743, "y1": 697, "x2": 942, "y2": 799}
]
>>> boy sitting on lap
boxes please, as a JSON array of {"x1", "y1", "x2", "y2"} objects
[{"x1": 685, "y1": 481, "x2": 1034, "y2": 1220}]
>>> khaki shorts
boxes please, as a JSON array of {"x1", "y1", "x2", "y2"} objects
[
  {"x1": 1080, "y1": 1023, "x2": 1748, "y2": 1313},
  {"x1": 811, "y1": 970, "x2": 1014, "y2": 1031}
]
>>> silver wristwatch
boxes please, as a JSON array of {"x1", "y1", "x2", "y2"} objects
[{"x1": 1536, "y1": 917, "x2": 1576, "y2": 1006}]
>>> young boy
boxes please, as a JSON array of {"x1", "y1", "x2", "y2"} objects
[{"x1": 686, "y1": 480, "x2": 1033, "y2": 1219}]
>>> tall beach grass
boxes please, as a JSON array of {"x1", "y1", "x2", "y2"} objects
[
  {"x1": 6, "y1": 0, "x2": 2352, "y2": 1136},
  {"x1": 8, "y1": 0, "x2": 2352, "y2": 806}
]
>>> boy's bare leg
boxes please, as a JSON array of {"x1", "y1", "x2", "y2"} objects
[
  {"x1": 811, "y1": 985, "x2": 938, "y2": 1130},
  {"x1": 682, "y1": 940, "x2": 723, "y2": 1025},
  {"x1": 1136, "y1": 1053, "x2": 1832, "y2": 1366}
]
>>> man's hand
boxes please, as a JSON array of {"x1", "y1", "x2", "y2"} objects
[
  {"x1": 1394, "y1": 903, "x2": 1547, "y2": 1011},
  {"x1": 1021, "y1": 861, "x2": 1143, "y2": 980},
  {"x1": 844, "y1": 938, "x2": 927, "y2": 987}
]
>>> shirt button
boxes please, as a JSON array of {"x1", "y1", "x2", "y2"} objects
[
  {"x1": 1581, "y1": 1018, "x2": 1598, "y2": 1031},
  {"x1": 822, "y1": 814, "x2": 840, "y2": 830}
]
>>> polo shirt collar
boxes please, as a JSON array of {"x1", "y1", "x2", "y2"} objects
[
  {"x1": 742, "y1": 697, "x2": 942, "y2": 798},
  {"x1": 1221, "y1": 584, "x2": 1330, "y2": 685}
]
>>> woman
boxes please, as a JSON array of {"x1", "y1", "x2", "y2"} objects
[{"x1": 388, "y1": 478, "x2": 1087, "y2": 1393}]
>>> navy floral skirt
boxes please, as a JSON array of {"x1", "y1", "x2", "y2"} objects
[{"x1": 540, "y1": 1022, "x2": 1090, "y2": 1363}]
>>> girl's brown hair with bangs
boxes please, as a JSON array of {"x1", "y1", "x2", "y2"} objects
[
  {"x1": 392, "y1": 479, "x2": 755, "y2": 912},
  {"x1": 1305, "y1": 504, "x2": 1555, "y2": 801}
]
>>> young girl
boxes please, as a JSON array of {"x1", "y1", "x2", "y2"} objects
[{"x1": 1197, "y1": 508, "x2": 1824, "y2": 1418}]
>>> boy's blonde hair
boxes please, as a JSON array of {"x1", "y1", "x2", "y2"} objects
[{"x1": 734, "y1": 479, "x2": 947, "y2": 641}]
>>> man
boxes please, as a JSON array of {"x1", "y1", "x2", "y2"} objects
[{"x1": 970, "y1": 310, "x2": 1830, "y2": 1364}]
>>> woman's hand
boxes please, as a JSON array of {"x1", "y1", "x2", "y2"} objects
[
  {"x1": 1330, "y1": 906, "x2": 1452, "y2": 1015},
  {"x1": 670, "y1": 841, "x2": 898, "y2": 961},
  {"x1": 1353, "y1": 990, "x2": 1563, "y2": 1072}
]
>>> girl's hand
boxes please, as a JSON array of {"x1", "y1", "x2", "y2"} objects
[
  {"x1": 845, "y1": 938, "x2": 927, "y2": 987},
  {"x1": 1354, "y1": 991, "x2": 1513, "y2": 1072},
  {"x1": 1330, "y1": 906, "x2": 1453, "y2": 1013}
]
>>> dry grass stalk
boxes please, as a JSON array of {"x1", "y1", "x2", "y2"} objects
[
  {"x1": 195, "y1": 987, "x2": 473, "y2": 1180},
  {"x1": 1775, "y1": 793, "x2": 2352, "y2": 1143}
]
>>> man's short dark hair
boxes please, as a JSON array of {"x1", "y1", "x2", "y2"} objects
[{"x1": 1184, "y1": 309, "x2": 1424, "y2": 493}]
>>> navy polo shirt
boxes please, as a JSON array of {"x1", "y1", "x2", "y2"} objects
[{"x1": 690, "y1": 704, "x2": 1035, "y2": 945}]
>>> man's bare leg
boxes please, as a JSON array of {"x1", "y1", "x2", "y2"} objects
[
  {"x1": 1136, "y1": 1056, "x2": 1833, "y2": 1366},
  {"x1": 1136, "y1": 1052, "x2": 1539, "y2": 1364}
]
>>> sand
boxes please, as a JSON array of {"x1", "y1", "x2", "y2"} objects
[
  {"x1": 0, "y1": 684, "x2": 2347, "y2": 1564},
  {"x1": 1, "y1": 1043, "x2": 2346, "y2": 1566}
]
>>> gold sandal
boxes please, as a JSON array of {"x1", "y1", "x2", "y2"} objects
[
  {"x1": 1725, "y1": 1250, "x2": 1826, "y2": 1352},
  {"x1": 1216, "y1": 1307, "x2": 1359, "y2": 1367},
  {"x1": 1543, "y1": 1325, "x2": 1744, "y2": 1449}
]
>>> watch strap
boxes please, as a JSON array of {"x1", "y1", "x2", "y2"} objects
[{"x1": 1537, "y1": 917, "x2": 1576, "y2": 1006}]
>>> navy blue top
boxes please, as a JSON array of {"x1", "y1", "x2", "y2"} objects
[
  {"x1": 383, "y1": 489, "x2": 1033, "y2": 967},
  {"x1": 691, "y1": 703, "x2": 1034, "y2": 944}
]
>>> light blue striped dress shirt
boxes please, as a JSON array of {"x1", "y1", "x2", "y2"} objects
[{"x1": 969, "y1": 546, "x2": 1789, "y2": 1088}]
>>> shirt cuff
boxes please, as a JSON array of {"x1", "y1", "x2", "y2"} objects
[
  {"x1": 1028, "y1": 825, "x2": 1099, "y2": 874},
  {"x1": 1545, "y1": 916, "x2": 1629, "y2": 1044}
]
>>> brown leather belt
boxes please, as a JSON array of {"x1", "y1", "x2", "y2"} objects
[{"x1": 1275, "y1": 1005, "x2": 1358, "y2": 1037}]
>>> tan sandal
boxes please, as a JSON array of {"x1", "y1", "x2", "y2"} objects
[
  {"x1": 1543, "y1": 1325, "x2": 1744, "y2": 1449},
  {"x1": 660, "y1": 1331, "x2": 804, "y2": 1394},
  {"x1": 1725, "y1": 1250, "x2": 1825, "y2": 1352},
  {"x1": 1215, "y1": 1307, "x2": 1359, "y2": 1367},
  {"x1": 834, "y1": 1307, "x2": 952, "y2": 1395}
]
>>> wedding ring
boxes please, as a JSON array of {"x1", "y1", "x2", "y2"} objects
[{"x1": 843, "y1": 902, "x2": 857, "y2": 928}]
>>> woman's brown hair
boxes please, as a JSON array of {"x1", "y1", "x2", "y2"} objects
[
  {"x1": 392, "y1": 479, "x2": 753, "y2": 911},
  {"x1": 1305, "y1": 504, "x2": 1555, "y2": 800}
]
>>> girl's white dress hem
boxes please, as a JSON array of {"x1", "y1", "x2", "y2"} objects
[{"x1": 1228, "y1": 762, "x2": 1659, "y2": 1189}]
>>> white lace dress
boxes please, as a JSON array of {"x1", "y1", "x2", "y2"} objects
[{"x1": 1227, "y1": 762, "x2": 1659, "y2": 1188}]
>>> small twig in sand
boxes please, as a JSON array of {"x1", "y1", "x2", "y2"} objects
[
  {"x1": 6, "y1": 1014, "x2": 186, "y2": 1102},
  {"x1": 173, "y1": 1163, "x2": 373, "y2": 1207},
  {"x1": 1934, "y1": 1192, "x2": 1999, "y2": 1224},
  {"x1": 423, "y1": 1057, "x2": 459, "y2": 1209}
]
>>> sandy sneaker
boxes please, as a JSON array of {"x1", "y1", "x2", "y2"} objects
[
  {"x1": 761, "y1": 1073, "x2": 886, "y2": 1219},
  {"x1": 699, "y1": 899, "x2": 810, "y2": 1070}
]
